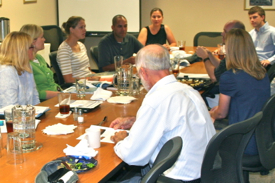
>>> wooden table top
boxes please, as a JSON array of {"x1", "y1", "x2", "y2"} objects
[
  {"x1": 0, "y1": 46, "x2": 215, "y2": 183},
  {"x1": 0, "y1": 92, "x2": 145, "y2": 183}
]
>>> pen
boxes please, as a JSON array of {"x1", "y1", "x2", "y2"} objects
[{"x1": 97, "y1": 116, "x2": 107, "y2": 126}]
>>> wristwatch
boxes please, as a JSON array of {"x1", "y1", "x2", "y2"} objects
[{"x1": 203, "y1": 57, "x2": 210, "y2": 62}]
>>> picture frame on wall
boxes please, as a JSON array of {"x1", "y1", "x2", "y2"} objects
[
  {"x1": 245, "y1": 0, "x2": 275, "y2": 10},
  {"x1": 24, "y1": 0, "x2": 37, "y2": 3}
]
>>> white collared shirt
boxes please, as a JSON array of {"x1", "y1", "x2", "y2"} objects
[
  {"x1": 114, "y1": 75, "x2": 216, "y2": 181},
  {"x1": 249, "y1": 22, "x2": 275, "y2": 64}
]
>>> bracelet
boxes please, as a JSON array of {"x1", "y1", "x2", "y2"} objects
[{"x1": 203, "y1": 57, "x2": 210, "y2": 62}]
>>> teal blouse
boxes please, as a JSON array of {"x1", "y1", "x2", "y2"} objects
[{"x1": 30, "y1": 54, "x2": 59, "y2": 100}]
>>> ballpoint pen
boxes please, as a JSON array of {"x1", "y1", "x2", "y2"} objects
[{"x1": 97, "y1": 116, "x2": 107, "y2": 126}]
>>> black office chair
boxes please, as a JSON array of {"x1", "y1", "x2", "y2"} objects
[
  {"x1": 156, "y1": 112, "x2": 262, "y2": 183},
  {"x1": 201, "y1": 112, "x2": 263, "y2": 183},
  {"x1": 193, "y1": 32, "x2": 222, "y2": 47},
  {"x1": 90, "y1": 46, "x2": 100, "y2": 73},
  {"x1": 242, "y1": 94, "x2": 275, "y2": 182},
  {"x1": 49, "y1": 51, "x2": 72, "y2": 89},
  {"x1": 267, "y1": 63, "x2": 275, "y2": 82},
  {"x1": 140, "y1": 137, "x2": 182, "y2": 183},
  {"x1": 90, "y1": 46, "x2": 99, "y2": 64},
  {"x1": 41, "y1": 25, "x2": 64, "y2": 52}
]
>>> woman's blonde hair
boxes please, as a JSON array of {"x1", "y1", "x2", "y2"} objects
[
  {"x1": 0, "y1": 31, "x2": 33, "y2": 75},
  {"x1": 225, "y1": 28, "x2": 266, "y2": 80},
  {"x1": 19, "y1": 24, "x2": 43, "y2": 40}
]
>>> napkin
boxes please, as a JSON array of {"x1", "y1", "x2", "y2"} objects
[
  {"x1": 90, "y1": 87, "x2": 112, "y2": 101},
  {"x1": 42, "y1": 123, "x2": 77, "y2": 135},
  {"x1": 63, "y1": 138, "x2": 98, "y2": 159},
  {"x1": 55, "y1": 111, "x2": 71, "y2": 118},
  {"x1": 107, "y1": 96, "x2": 136, "y2": 104}
]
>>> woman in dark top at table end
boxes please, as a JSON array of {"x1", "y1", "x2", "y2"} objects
[
  {"x1": 138, "y1": 8, "x2": 177, "y2": 50},
  {"x1": 210, "y1": 28, "x2": 270, "y2": 155}
]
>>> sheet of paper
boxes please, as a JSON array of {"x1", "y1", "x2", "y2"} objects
[{"x1": 77, "y1": 125, "x2": 129, "y2": 144}]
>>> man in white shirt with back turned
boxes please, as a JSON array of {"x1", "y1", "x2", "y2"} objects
[
  {"x1": 248, "y1": 6, "x2": 275, "y2": 68},
  {"x1": 109, "y1": 44, "x2": 216, "y2": 182}
]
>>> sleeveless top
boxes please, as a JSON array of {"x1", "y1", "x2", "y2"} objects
[{"x1": 145, "y1": 24, "x2": 167, "y2": 45}]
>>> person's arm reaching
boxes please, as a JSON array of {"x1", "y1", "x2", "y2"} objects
[
  {"x1": 196, "y1": 46, "x2": 219, "y2": 82},
  {"x1": 209, "y1": 93, "x2": 231, "y2": 121}
]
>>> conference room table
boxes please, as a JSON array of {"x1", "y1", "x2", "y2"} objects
[{"x1": 0, "y1": 47, "x2": 215, "y2": 183}]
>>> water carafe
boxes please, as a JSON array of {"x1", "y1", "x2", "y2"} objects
[
  {"x1": 0, "y1": 17, "x2": 10, "y2": 42},
  {"x1": 12, "y1": 105, "x2": 42, "y2": 153}
]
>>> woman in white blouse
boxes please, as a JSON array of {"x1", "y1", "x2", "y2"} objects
[{"x1": 0, "y1": 32, "x2": 40, "y2": 108}]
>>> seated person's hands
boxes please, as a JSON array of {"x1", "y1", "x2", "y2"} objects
[
  {"x1": 109, "y1": 117, "x2": 136, "y2": 130},
  {"x1": 162, "y1": 44, "x2": 170, "y2": 50},
  {"x1": 261, "y1": 60, "x2": 271, "y2": 67},
  {"x1": 196, "y1": 46, "x2": 208, "y2": 59},
  {"x1": 124, "y1": 56, "x2": 136, "y2": 65},
  {"x1": 111, "y1": 131, "x2": 128, "y2": 144}
]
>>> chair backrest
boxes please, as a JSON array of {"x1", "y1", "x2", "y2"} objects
[
  {"x1": 256, "y1": 94, "x2": 275, "y2": 170},
  {"x1": 141, "y1": 136, "x2": 183, "y2": 183},
  {"x1": 193, "y1": 32, "x2": 222, "y2": 47},
  {"x1": 90, "y1": 46, "x2": 99, "y2": 64},
  {"x1": 41, "y1": 25, "x2": 64, "y2": 52},
  {"x1": 49, "y1": 51, "x2": 65, "y2": 85},
  {"x1": 201, "y1": 112, "x2": 263, "y2": 183}
]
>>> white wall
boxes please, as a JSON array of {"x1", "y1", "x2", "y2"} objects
[
  {"x1": 2, "y1": 0, "x2": 275, "y2": 46},
  {"x1": 1, "y1": 0, "x2": 275, "y2": 69},
  {"x1": 141, "y1": 0, "x2": 275, "y2": 46},
  {"x1": 0, "y1": 0, "x2": 56, "y2": 31}
]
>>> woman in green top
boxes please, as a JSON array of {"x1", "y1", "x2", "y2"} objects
[{"x1": 20, "y1": 24, "x2": 60, "y2": 100}]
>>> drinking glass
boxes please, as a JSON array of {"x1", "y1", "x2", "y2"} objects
[
  {"x1": 117, "y1": 64, "x2": 133, "y2": 96},
  {"x1": 58, "y1": 93, "x2": 71, "y2": 114},
  {"x1": 114, "y1": 56, "x2": 123, "y2": 72},
  {"x1": 4, "y1": 109, "x2": 13, "y2": 133},
  {"x1": 171, "y1": 57, "x2": 180, "y2": 77},
  {"x1": 75, "y1": 78, "x2": 86, "y2": 98},
  {"x1": 178, "y1": 40, "x2": 186, "y2": 51},
  {"x1": 132, "y1": 77, "x2": 140, "y2": 95},
  {"x1": 12, "y1": 105, "x2": 41, "y2": 153},
  {"x1": 6, "y1": 132, "x2": 24, "y2": 164},
  {"x1": 217, "y1": 43, "x2": 225, "y2": 60}
]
